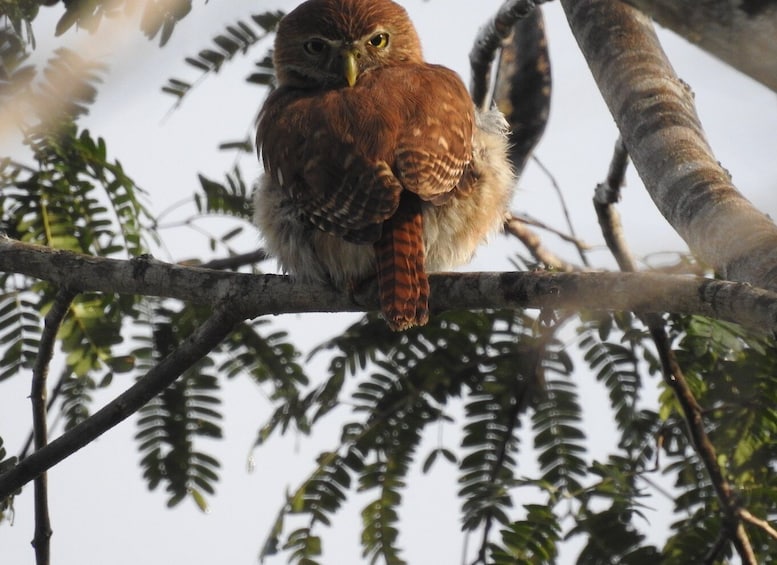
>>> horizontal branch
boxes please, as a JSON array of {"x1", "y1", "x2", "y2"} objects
[{"x1": 2, "y1": 237, "x2": 777, "y2": 334}]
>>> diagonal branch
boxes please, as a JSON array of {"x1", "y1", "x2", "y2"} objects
[
  {"x1": 504, "y1": 214, "x2": 579, "y2": 272},
  {"x1": 739, "y1": 508, "x2": 777, "y2": 542},
  {"x1": 651, "y1": 328, "x2": 756, "y2": 564},
  {"x1": 562, "y1": 0, "x2": 777, "y2": 292},
  {"x1": 0, "y1": 303, "x2": 242, "y2": 500},
  {"x1": 593, "y1": 134, "x2": 757, "y2": 563}
]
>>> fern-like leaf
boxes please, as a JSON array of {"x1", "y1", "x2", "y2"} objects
[
  {"x1": 134, "y1": 308, "x2": 224, "y2": 511},
  {"x1": 0, "y1": 284, "x2": 40, "y2": 382},
  {"x1": 531, "y1": 373, "x2": 585, "y2": 495},
  {"x1": 162, "y1": 10, "x2": 282, "y2": 103},
  {"x1": 490, "y1": 504, "x2": 561, "y2": 564}
]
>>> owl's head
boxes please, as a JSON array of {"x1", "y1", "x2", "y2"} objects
[{"x1": 273, "y1": 0, "x2": 423, "y2": 89}]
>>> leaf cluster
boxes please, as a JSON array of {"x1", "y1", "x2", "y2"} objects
[
  {"x1": 162, "y1": 10, "x2": 282, "y2": 102},
  {"x1": 255, "y1": 310, "x2": 587, "y2": 564}
]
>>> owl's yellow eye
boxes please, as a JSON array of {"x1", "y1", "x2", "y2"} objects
[
  {"x1": 303, "y1": 38, "x2": 327, "y2": 55},
  {"x1": 368, "y1": 33, "x2": 389, "y2": 49}
]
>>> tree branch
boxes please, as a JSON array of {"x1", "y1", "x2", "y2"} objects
[
  {"x1": 469, "y1": 0, "x2": 548, "y2": 109},
  {"x1": 621, "y1": 0, "x2": 777, "y2": 93},
  {"x1": 504, "y1": 215, "x2": 579, "y2": 272},
  {"x1": 594, "y1": 137, "x2": 635, "y2": 272},
  {"x1": 2, "y1": 237, "x2": 777, "y2": 334},
  {"x1": 491, "y1": 6, "x2": 552, "y2": 174},
  {"x1": 30, "y1": 288, "x2": 76, "y2": 565},
  {"x1": 739, "y1": 508, "x2": 777, "y2": 542},
  {"x1": 0, "y1": 304, "x2": 242, "y2": 500},
  {"x1": 532, "y1": 157, "x2": 591, "y2": 267},
  {"x1": 195, "y1": 248, "x2": 268, "y2": 270},
  {"x1": 593, "y1": 135, "x2": 757, "y2": 561},
  {"x1": 650, "y1": 327, "x2": 756, "y2": 563},
  {"x1": 561, "y1": 0, "x2": 777, "y2": 292}
]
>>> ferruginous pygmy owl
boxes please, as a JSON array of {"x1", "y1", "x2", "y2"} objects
[{"x1": 254, "y1": 0, "x2": 514, "y2": 331}]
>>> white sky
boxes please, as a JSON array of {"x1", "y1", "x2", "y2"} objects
[{"x1": 2, "y1": 1, "x2": 777, "y2": 564}]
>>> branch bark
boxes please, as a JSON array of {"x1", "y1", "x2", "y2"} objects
[
  {"x1": 561, "y1": 0, "x2": 777, "y2": 292},
  {"x1": 621, "y1": 0, "x2": 777, "y2": 93},
  {"x1": 2, "y1": 237, "x2": 777, "y2": 335},
  {"x1": 30, "y1": 288, "x2": 75, "y2": 565}
]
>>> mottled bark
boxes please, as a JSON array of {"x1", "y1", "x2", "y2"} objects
[
  {"x1": 622, "y1": 0, "x2": 777, "y2": 93},
  {"x1": 562, "y1": 0, "x2": 777, "y2": 292},
  {"x1": 2, "y1": 237, "x2": 777, "y2": 335}
]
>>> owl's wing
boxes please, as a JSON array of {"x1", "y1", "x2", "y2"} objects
[
  {"x1": 257, "y1": 87, "x2": 403, "y2": 244},
  {"x1": 392, "y1": 65, "x2": 475, "y2": 206}
]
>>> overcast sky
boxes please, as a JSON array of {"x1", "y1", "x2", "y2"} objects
[{"x1": 2, "y1": 1, "x2": 776, "y2": 564}]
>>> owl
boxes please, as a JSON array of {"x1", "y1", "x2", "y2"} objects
[{"x1": 254, "y1": 0, "x2": 514, "y2": 331}]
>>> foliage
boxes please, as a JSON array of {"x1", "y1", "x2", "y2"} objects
[
  {"x1": 161, "y1": 10, "x2": 283, "y2": 102},
  {"x1": 1, "y1": 3, "x2": 777, "y2": 565},
  {"x1": 0, "y1": 436, "x2": 18, "y2": 524}
]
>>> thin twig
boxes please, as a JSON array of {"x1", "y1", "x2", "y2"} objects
[
  {"x1": 594, "y1": 137, "x2": 629, "y2": 205},
  {"x1": 651, "y1": 322, "x2": 756, "y2": 563},
  {"x1": 195, "y1": 248, "x2": 268, "y2": 270},
  {"x1": 703, "y1": 531, "x2": 730, "y2": 565},
  {"x1": 504, "y1": 215, "x2": 578, "y2": 272},
  {"x1": 19, "y1": 367, "x2": 70, "y2": 461},
  {"x1": 0, "y1": 303, "x2": 242, "y2": 499},
  {"x1": 511, "y1": 212, "x2": 592, "y2": 249},
  {"x1": 739, "y1": 508, "x2": 777, "y2": 541},
  {"x1": 30, "y1": 287, "x2": 76, "y2": 565},
  {"x1": 593, "y1": 138, "x2": 636, "y2": 272},
  {"x1": 532, "y1": 156, "x2": 591, "y2": 267}
]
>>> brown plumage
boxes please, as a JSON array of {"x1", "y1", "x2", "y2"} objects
[{"x1": 254, "y1": 0, "x2": 515, "y2": 330}]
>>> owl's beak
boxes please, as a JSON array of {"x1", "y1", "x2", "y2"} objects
[{"x1": 341, "y1": 49, "x2": 359, "y2": 87}]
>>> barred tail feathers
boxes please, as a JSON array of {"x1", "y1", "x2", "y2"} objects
[{"x1": 374, "y1": 193, "x2": 429, "y2": 331}]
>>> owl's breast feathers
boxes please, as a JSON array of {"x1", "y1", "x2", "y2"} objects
[{"x1": 257, "y1": 63, "x2": 475, "y2": 243}]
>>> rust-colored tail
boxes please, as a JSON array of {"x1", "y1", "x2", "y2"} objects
[{"x1": 374, "y1": 193, "x2": 430, "y2": 331}]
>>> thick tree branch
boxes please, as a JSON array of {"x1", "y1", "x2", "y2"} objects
[
  {"x1": 2, "y1": 237, "x2": 777, "y2": 334},
  {"x1": 0, "y1": 304, "x2": 242, "y2": 500},
  {"x1": 31, "y1": 288, "x2": 75, "y2": 565},
  {"x1": 561, "y1": 0, "x2": 777, "y2": 292},
  {"x1": 622, "y1": 0, "x2": 777, "y2": 93}
]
